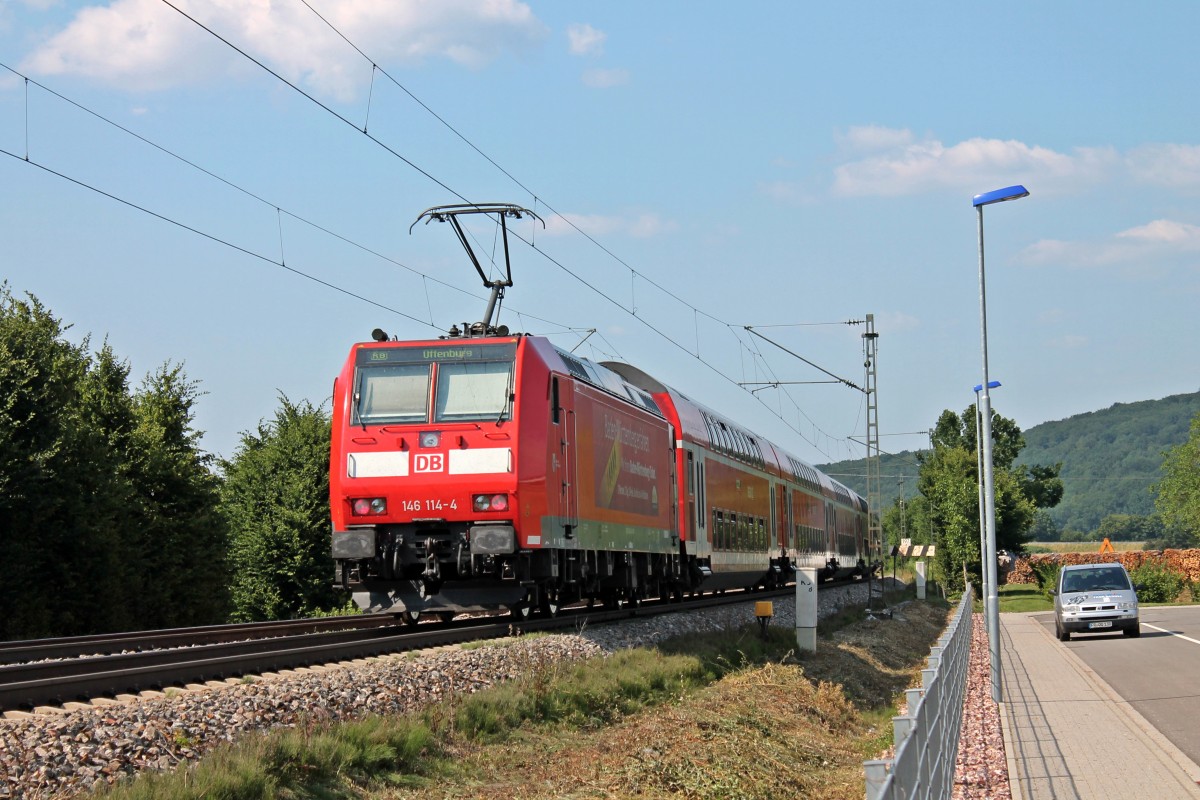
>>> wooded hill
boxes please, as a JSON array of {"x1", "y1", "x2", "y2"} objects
[{"x1": 818, "y1": 390, "x2": 1200, "y2": 535}]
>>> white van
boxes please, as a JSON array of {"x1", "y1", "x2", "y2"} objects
[{"x1": 1051, "y1": 562, "x2": 1141, "y2": 641}]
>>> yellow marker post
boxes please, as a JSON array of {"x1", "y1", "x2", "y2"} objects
[
  {"x1": 754, "y1": 601, "x2": 773, "y2": 638},
  {"x1": 1099, "y1": 538, "x2": 1115, "y2": 553}
]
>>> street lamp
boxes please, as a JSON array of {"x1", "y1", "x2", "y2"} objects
[
  {"x1": 973, "y1": 381, "x2": 1001, "y2": 606},
  {"x1": 973, "y1": 184, "x2": 1028, "y2": 705}
]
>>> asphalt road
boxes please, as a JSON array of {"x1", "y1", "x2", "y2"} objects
[{"x1": 1035, "y1": 605, "x2": 1200, "y2": 767}]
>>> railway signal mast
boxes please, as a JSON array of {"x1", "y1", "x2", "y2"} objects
[
  {"x1": 862, "y1": 314, "x2": 881, "y2": 558},
  {"x1": 410, "y1": 203, "x2": 544, "y2": 338}
]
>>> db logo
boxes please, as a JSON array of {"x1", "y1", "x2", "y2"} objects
[{"x1": 414, "y1": 454, "x2": 444, "y2": 473}]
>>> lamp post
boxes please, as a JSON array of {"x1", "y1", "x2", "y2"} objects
[
  {"x1": 973, "y1": 184, "x2": 1028, "y2": 704},
  {"x1": 973, "y1": 380, "x2": 1001, "y2": 628}
]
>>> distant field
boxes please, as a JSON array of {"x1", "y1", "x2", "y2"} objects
[{"x1": 1027, "y1": 541, "x2": 1145, "y2": 553}]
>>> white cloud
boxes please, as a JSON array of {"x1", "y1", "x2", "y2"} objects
[
  {"x1": 1045, "y1": 334, "x2": 1088, "y2": 349},
  {"x1": 1116, "y1": 219, "x2": 1200, "y2": 244},
  {"x1": 1126, "y1": 144, "x2": 1200, "y2": 189},
  {"x1": 544, "y1": 211, "x2": 674, "y2": 239},
  {"x1": 1020, "y1": 219, "x2": 1200, "y2": 269},
  {"x1": 20, "y1": 0, "x2": 549, "y2": 100},
  {"x1": 581, "y1": 67, "x2": 628, "y2": 89},
  {"x1": 757, "y1": 180, "x2": 802, "y2": 202},
  {"x1": 835, "y1": 125, "x2": 914, "y2": 154},
  {"x1": 832, "y1": 127, "x2": 1114, "y2": 197},
  {"x1": 567, "y1": 23, "x2": 604, "y2": 56},
  {"x1": 830, "y1": 126, "x2": 1200, "y2": 199},
  {"x1": 876, "y1": 311, "x2": 920, "y2": 334}
]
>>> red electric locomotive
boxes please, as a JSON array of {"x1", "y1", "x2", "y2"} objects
[{"x1": 329, "y1": 204, "x2": 870, "y2": 621}]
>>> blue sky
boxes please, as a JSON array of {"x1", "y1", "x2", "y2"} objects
[{"x1": 2, "y1": 1, "x2": 1198, "y2": 467}]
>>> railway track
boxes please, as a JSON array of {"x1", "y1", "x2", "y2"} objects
[
  {"x1": 0, "y1": 585, "x2": 819, "y2": 713},
  {"x1": 0, "y1": 614, "x2": 399, "y2": 665}
]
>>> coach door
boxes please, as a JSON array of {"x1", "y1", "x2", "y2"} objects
[
  {"x1": 774, "y1": 484, "x2": 788, "y2": 553},
  {"x1": 550, "y1": 376, "x2": 578, "y2": 536},
  {"x1": 685, "y1": 449, "x2": 697, "y2": 542}
]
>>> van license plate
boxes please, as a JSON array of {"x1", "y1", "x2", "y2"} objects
[{"x1": 1088, "y1": 621, "x2": 1112, "y2": 629}]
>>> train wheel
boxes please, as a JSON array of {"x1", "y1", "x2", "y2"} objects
[
  {"x1": 399, "y1": 610, "x2": 421, "y2": 626},
  {"x1": 539, "y1": 591, "x2": 561, "y2": 618}
]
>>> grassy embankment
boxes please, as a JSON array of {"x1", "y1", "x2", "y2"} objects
[{"x1": 94, "y1": 588, "x2": 947, "y2": 800}]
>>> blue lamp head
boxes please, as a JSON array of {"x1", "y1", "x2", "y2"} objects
[{"x1": 973, "y1": 185, "x2": 1029, "y2": 207}]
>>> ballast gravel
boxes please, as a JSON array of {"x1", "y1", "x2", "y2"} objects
[{"x1": 1, "y1": 580, "x2": 1003, "y2": 799}]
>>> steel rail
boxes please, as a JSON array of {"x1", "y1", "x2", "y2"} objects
[
  {"x1": 0, "y1": 580, "x2": 864, "y2": 713},
  {"x1": 0, "y1": 614, "x2": 398, "y2": 665}
]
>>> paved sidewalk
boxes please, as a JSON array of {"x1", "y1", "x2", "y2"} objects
[{"x1": 999, "y1": 612, "x2": 1200, "y2": 799}]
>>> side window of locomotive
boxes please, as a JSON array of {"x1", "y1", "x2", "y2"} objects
[
  {"x1": 357, "y1": 364, "x2": 430, "y2": 424},
  {"x1": 435, "y1": 361, "x2": 514, "y2": 422}
]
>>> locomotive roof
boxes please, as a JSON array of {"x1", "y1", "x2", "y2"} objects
[{"x1": 540, "y1": 342, "x2": 664, "y2": 419}]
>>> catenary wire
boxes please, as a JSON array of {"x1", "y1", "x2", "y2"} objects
[
  {"x1": 171, "y1": 0, "x2": 861, "y2": 457},
  {"x1": 42, "y1": 4, "x2": 861, "y2": 460},
  {"x1": 0, "y1": 61, "x2": 595, "y2": 341}
]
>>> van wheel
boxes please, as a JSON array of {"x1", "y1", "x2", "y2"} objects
[
  {"x1": 1124, "y1": 625, "x2": 1141, "y2": 638},
  {"x1": 1056, "y1": 623, "x2": 1070, "y2": 642}
]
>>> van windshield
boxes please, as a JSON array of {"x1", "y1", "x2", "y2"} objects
[{"x1": 1062, "y1": 568, "x2": 1131, "y2": 593}]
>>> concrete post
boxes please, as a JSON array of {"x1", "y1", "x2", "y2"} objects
[
  {"x1": 915, "y1": 560, "x2": 927, "y2": 600},
  {"x1": 795, "y1": 567, "x2": 817, "y2": 652}
]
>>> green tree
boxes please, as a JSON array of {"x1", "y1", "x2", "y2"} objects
[
  {"x1": 0, "y1": 289, "x2": 122, "y2": 637},
  {"x1": 1156, "y1": 413, "x2": 1200, "y2": 541},
  {"x1": 1095, "y1": 513, "x2": 1159, "y2": 544},
  {"x1": 1028, "y1": 510, "x2": 1061, "y2": 542},
  {"x1": 222, "y1": 397, "x2": 335, "y2": 621},
  {"x1": 920, "y1": 406, "x2": 1062, "y2": 590},
  {"x1": 0, "y1": 287, "x2": 227, "y2": 639},
  {"x1": 125, "y1": 364, "x2": 230, "y2": 627}
]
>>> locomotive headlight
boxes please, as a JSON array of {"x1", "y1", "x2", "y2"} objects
[
  {"x1": 351, "y1": 497, "x2": 387, "y2": 516},
  {"x1": 473, "y1": 493, "x2": 509, "y2": 512}
]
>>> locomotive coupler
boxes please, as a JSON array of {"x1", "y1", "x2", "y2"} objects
[{"x1": 420, "y1": 537, "x2": 444, "y2": 594}]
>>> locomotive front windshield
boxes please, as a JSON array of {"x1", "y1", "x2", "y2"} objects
[
  {"x1": 356, "y1": 364, "x2": 429, "y2": 424},
  {"x1": 435, "y1": 361, "x2": 512, "y2": 422},
  {"x1": 353, "y1": 342, "x2": 517, "y2": 425}
]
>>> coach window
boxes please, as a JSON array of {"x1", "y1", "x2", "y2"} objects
[
  {"x1": 356, "y1": 363, "x2": 430, "y2": 424},
  {"x1": 551, "y1": 376, "x2": 561, "y2": 424},
  {"x1": 435, "y1": 361, "x2": 515, "y2": 422}
]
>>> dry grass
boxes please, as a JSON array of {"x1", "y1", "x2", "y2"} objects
[{"x1": 378, "y1": 601, "x2": 951, "y2": 800}]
